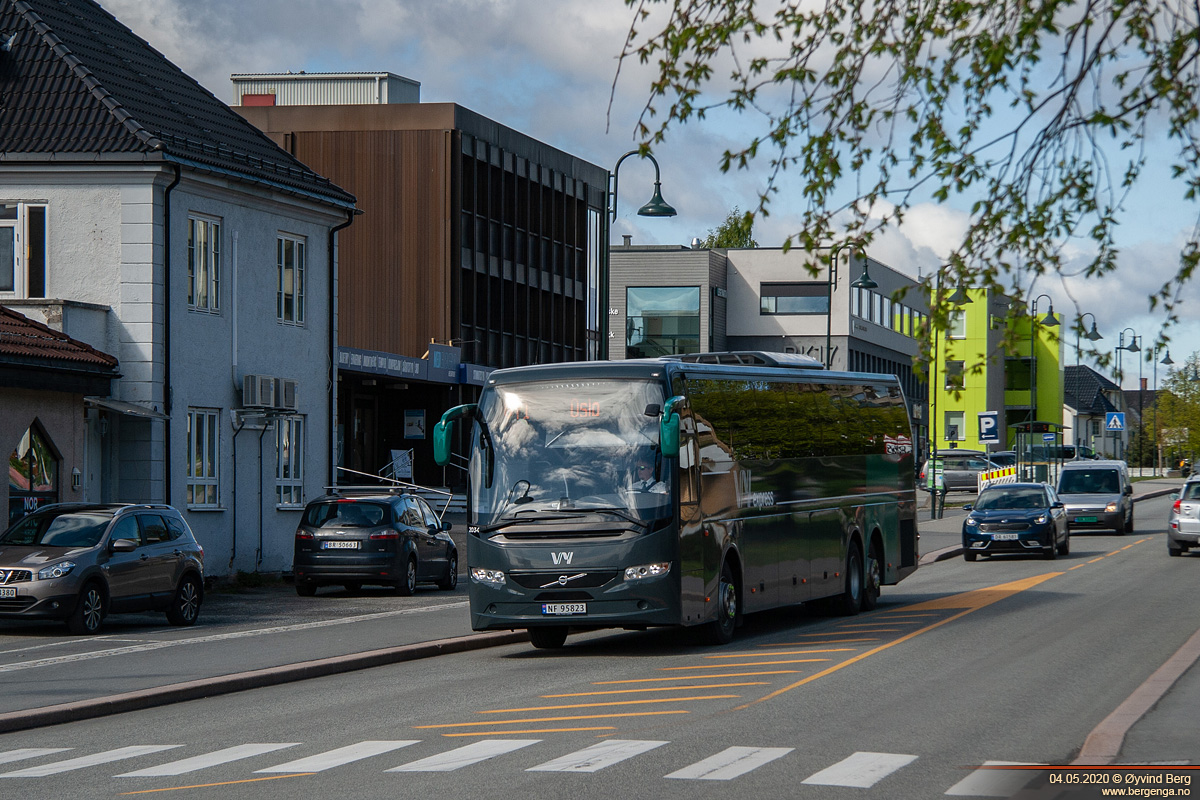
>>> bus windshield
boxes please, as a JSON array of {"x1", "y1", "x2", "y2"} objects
[{"x1": 470, "y1": 378, "x2": 671, "y2": 524}]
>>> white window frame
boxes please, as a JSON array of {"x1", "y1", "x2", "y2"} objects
[
  {"x1": 186, "y1": 408, "x2": 220, "y2": 509},
  {"x1": 277, "y1": 233, "x2": 306, "y2": 326},
  {"x1": 276, "y1": 415, "x2": 305, "y2": 508},
  {"x1": 945, "y1": 410, "x2": 966, "y2": 441},
  {"x1": 948, "y1": 308, "x2": 967, "y2": 338},
  {"x1": 187, "y1": 214, "x2": 221, "y2": 313},
  {"x1": 1, "y1": 202, "x2": 47, "y2": 299}
]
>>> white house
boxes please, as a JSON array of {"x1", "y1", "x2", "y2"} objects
[{"x1": 0, "y1": 0, "x2": 357, "y2": 574}]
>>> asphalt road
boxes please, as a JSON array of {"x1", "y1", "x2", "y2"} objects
[{"x1": 0, "y1": 495, "x2": 1197, "y2": 799}]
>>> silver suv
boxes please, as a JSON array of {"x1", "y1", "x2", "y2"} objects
[
  {"x1": 1168, "y1": 478, "x2": 1200, "y2": 556},
  {"x1": 0, "y1": 503, "x2": 205, "y2": 634}
]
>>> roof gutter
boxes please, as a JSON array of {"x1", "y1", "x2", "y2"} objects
[
  {"x1": 329, "y1": 208, "x2": 358, "y2": 486},
  {"x1": 162, "y1": 162, "x2": 182, "y2": 504}
]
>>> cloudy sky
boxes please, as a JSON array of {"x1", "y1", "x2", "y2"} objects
[{"x1": 103, "y1": 0, "x2": 1200, "y2": 388}]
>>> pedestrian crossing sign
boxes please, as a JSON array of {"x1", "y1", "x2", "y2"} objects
[{"x1": 1106, "y1": 412, "x2": 1125, "y2": 432}]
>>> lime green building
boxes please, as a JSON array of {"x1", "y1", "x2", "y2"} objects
[{"x1": 929, "y1": 289, "x2": 1064, "y2": 453}]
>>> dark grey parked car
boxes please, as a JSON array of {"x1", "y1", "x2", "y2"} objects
[
  {"x1": 0, "y1": 503, "x2": 205, "y2": 634},
  {"x1": 919, "y1": 450, "x2": 995, "y2": 493},
  {"x1": 293, "y1": 492, "x2": 457, "y2": 596}
]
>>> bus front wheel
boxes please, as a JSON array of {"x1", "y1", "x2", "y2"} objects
[
  {"x1": 703, "y1": 561, "x2": 738, "y2": 645},
  {"x1": 528, "y1": 626, "x2": 569, "y2": 649}
]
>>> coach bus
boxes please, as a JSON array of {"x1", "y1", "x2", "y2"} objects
[{"x1": 433, "y1": 351, "x2": 919, "y2": 648}]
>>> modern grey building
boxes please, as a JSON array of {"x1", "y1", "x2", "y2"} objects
[{"x1": 609, "y1": 243, "x2": 931, "y2": 447}]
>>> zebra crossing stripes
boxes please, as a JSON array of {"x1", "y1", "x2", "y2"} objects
[
  {"x1": 0, "y1": 749, "x2": 71, "y2": 767},
  {"x1": 801, "y1": 751, "x2": 918, "y2": 788},
  {"x1": 944, "y1": 761, "x2": 1047, "y2": 796},
  {"x1": 664, "y1": 746, "x2": 793, "y2": 780},
  {"x1": 528, "y1": 739, "x2": 668, "y2": 773},
  {"x1": 0, "y1": 745, "x2": 182, "y2": 778},
  {"x1": 388, "y1": 740, "x2": 539, "y2": 772},
  {"x1": 116, "y1": 744, "x2": 300, "y2": 777},
  {"x1": 255, "y1": 740, "x2": 419, "y2": 773}
]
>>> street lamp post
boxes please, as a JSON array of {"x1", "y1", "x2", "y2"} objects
[
  {"x1": 602, "y1": 151, "x2": 677, "y2": 359},
  {"x1": 1029, "y1": 295, "x2": 1059, "y2": 426},
  {"x1": 1115, "y1": 327, "x2": 1140, "y2": 460},
  {"x1": 1154, "y1": 346, "x2": 1174, "y2": 475},
  {"x1": 824, "y1": 245, "x2": 878, "y2": 369},
  {"x1": 1076, "y1": 312, "x2": 1103, "y2": 367}
]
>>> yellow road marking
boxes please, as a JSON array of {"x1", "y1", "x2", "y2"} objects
[
  {"x1": 481, "y1": 695, "x2": 740, "y2": 712},
  {"x1": 443, "y1": 727, "x2": 615, "y2": 737},
  {"x1": 1089, "y1": 557, "x2": 1105, "y2": 563},
  {"x1": 1069, "y1": 564, "x2": 1086, "y2": 570},
  {"x1": 415, "y1": 710, "x2": 689, "y2": 729},
  {"x1": 737, "y1": 572, "x2": 1062, "y2": 709},
  {"x1": 543, "y1": 682, "x2": 770, "y2": 697},
  {"x1": 658, "y1": 659, "x2": 830, "y2": 670},
  {"x1": 829, "y1": 628, "x2": 909, "y2": 633},
  {"x1": 595, "y1": 671, "x2": 801, "y2": 684},
  {"x1": 708, "y1": 648, "x2": 856, "y2": 657},
  {"x1": 119, "y1": 774, "x2": 312, "y2": 794},
  {"x1": 877, "y1": 613, "x2": 939, "y2": 618},
  {"x1": 788, "y1": 636, "x2": 882, "y2": 643}
]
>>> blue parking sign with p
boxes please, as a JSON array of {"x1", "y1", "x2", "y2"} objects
[{"x1": 978, "y1": 411, "x2": 999, "y2": 443}]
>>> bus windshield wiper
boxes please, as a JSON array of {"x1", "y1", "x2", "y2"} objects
[
  {"x1": 570, "y1": 505, "x2": 641, "y2": 525},
  {"x1": 481, "y1": 510, "x2": 586, "y2": 533}
]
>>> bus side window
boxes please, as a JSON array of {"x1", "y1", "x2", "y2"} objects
[{"x1": 679, "y1": 411, "x2": 700, "y2": 505}]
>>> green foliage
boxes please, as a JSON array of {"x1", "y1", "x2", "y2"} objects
[
  {"x1": 617, "y1": 0, "x2": 1200, "y2": 365},
  {"x1": 700, "y1": 206, "x2": 759, "y2": 248}
]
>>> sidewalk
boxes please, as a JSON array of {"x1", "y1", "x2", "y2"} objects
[{"x1": 916, "y1": 477, "x2": 1181, "y2": 564}]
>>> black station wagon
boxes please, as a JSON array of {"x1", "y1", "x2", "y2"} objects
[{"x1": 292, "y1": 493, "x2": 457, "y2": 596}]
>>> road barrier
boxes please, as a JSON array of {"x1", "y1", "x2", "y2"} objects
[{"x1": 977, "y1": 466, "x2": 1017, "y2": 492}]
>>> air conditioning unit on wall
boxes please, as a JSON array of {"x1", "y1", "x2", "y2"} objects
[
  {"x1": 275, "y1": 378, "x2": 299, "y2": 410},
  {"x1": 242, "y1": 374, "x2": 276, "y2": 408}
]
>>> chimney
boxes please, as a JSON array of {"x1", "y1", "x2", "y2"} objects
[{"x1": 622, "y1": 235, "x2": 632, "y2": 247}]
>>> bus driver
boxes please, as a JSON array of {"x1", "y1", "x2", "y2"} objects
[{"x1": 633, "y1": 458, "x2": 667, "y2": 494}]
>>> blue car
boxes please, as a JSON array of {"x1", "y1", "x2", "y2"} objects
[{"x1": 961, "y1": 482, "x2": 1069, "y2": 561}]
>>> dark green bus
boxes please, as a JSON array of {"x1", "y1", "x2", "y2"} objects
[{"x1": 434, "y1": 352, "x2": 919, "y2": 649}]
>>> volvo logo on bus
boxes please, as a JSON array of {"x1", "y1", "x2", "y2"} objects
[{"x1": 551, "y1": 552, "x2": 574, "y2": 565}]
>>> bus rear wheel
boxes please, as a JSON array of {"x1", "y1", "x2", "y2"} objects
[
  {"x1": 703, "y1": 561, "x2": 738, "y2": 645},
  {"x1": 832, "y1": 544, "x2": 863, "y2": 616},
  {"x1": 861, "y1": 540, "x2": 882, "y2": 612},
  {"x1": 528, "y1": 626, "x2": 568, "y2": 649}
]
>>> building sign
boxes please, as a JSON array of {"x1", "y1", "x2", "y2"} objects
[
  {"x1": 337, "y1": 347, "x2": 428, "y2": 381},
  {"x1": 461, "y1": 364, "x2": 495, "y2": 386},
  {"x1": 425, "y1": 343, "x2": 461, "y2": 383}
]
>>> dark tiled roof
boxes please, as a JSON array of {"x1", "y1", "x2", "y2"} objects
[
  {"x1": 1064, "y1": 365, "x2": 1120, "y2": 414},
  {"x1": 0, "y1": 304, "x2": 118, "y2": 370},
  {"x1": 0, "y1": 0, "x2": 355, "y2": 208}
]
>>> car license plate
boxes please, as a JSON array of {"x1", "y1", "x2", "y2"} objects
[
  {"x1": 322, "y1": 541, "x2": 360, "y2": 550},
  {"x1": 991, "y1": 533, "x2": 1020, "y2": 541},
  {"x1": 0, "y1": 587, "x2": 15, "y2": 598},
  {"x1": 542, "y1": 603, "x2": 586, "y2": 616},
  {"x1": 1075, "y1": 516, "x2": 1098, "y2": 523}
]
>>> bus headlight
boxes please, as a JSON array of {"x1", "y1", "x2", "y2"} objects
[
  {"x1": 624, "y1": 562, "x2": 671, "y2": 581},
  {"x1": 470, "y1": 568, "x2": 506, "y2": 587},
  {"x1": 38, "y1": 561, "x2": 76, "y2": 580}
]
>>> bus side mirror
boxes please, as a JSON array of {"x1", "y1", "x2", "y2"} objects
[
  {"x1": 433, "y1": 404, "x2": 477, "y2": 466},
  {"x1": 660, "y1": 395, "x2": 684, "y2": 459}
]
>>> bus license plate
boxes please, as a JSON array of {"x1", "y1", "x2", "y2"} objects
[
  {"x1": 1075, "y1": 516, "x2": 1097, "y2": 523},
  {"x1": 322, "y1": 541, "x2": 359, "y2": 550},
  {"x1": 991, "y1": 533, "x2": 1019, "y2": 541},
  {"x1": 0, "y1": 587, "x2": 15, "y2": 598},
  {"x1": 542, "y1": 603, "x2": 586, "y2": 616}
]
